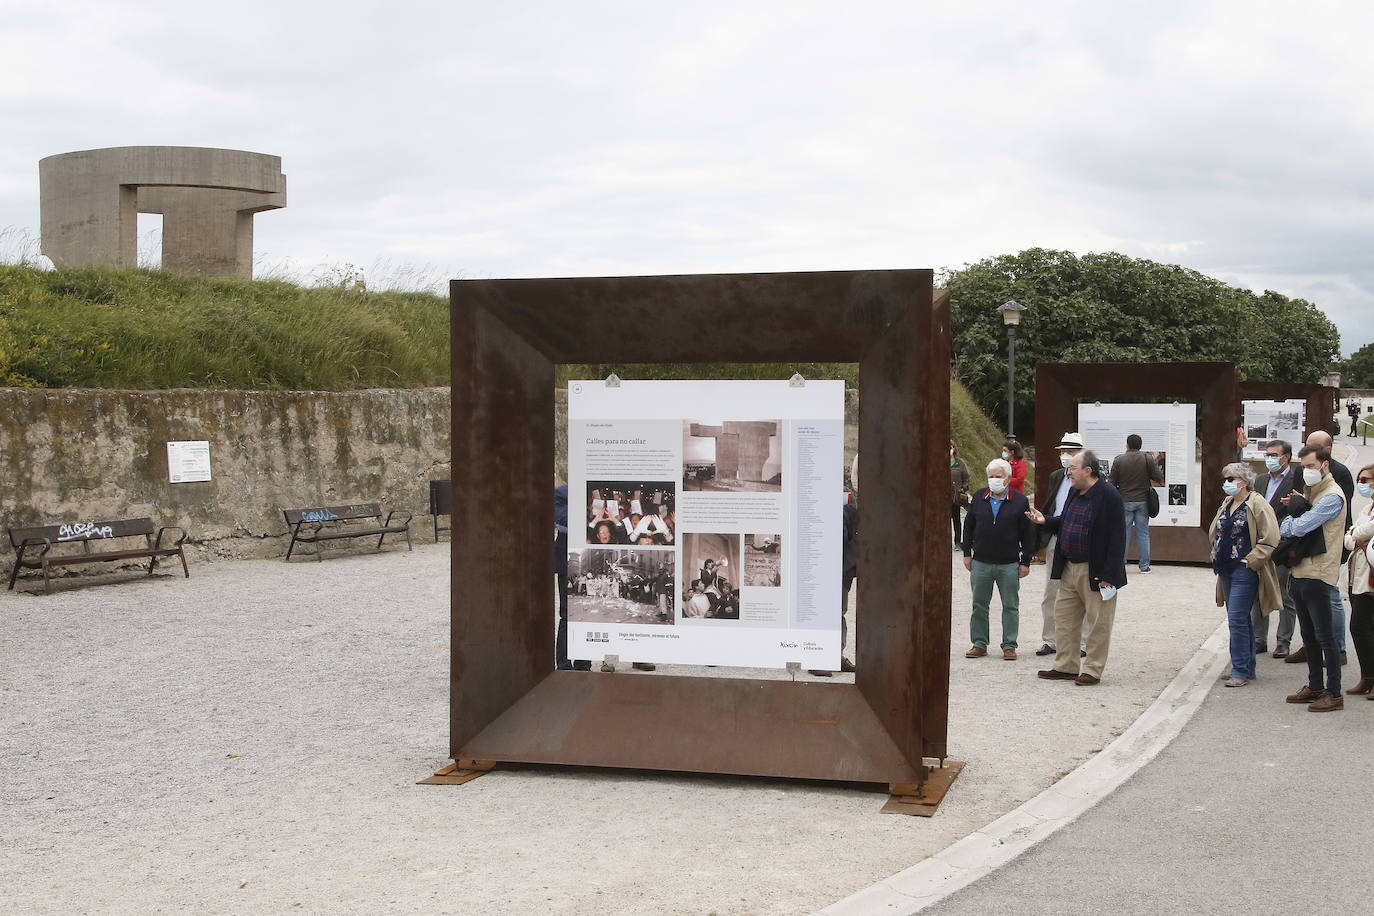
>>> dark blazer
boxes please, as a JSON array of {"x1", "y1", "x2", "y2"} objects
[
  {"x1": 962, "y1": 488, "x2": 1035, "y2": 566},
  {"x1": 1039, "y1": 478, "x2": 1128, "y2": 590},
  {"x1": 1254, "y1": 465, "x2": 1301, "y2": 524}
]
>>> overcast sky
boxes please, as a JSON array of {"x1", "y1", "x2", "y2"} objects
[{"x1": 3, "y1": 1, "x2": 1370, "y2": 355}]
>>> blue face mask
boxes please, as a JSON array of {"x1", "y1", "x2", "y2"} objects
[
  {"x1": 1264, "y1": 456, "x2": 1282, "y2": 473},
  {"x1": 1001, "y1": 450, "x2": 1010, "y2": 460},
  {"x1": 1359, "y1": 482, "x2": 1373, "y2": 499},
  {"x1": 1222, "y1": 480, "x2": 1240, "y2": 497}
]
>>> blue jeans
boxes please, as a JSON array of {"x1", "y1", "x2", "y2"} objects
[
  {"x1": 1218, "y1": 564, "x2": 1258, "y2": 679},
  {"x1": 1123, "y1": 501, "x2": 1151, "y2": 570},
  {"x1": 1329, "y1": 584, "x2": 1348, "y2": 652},
  {"x1": 1293, "y1": 576, "x2": 1341, "y2": 695},
  {"x1": 969, "y1": 559, "x2": 1021, "y2": 649}
]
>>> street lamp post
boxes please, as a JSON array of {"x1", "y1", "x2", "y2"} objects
[{"x1": 999, "y1": 300, "x2": 1027, "y2": 437}]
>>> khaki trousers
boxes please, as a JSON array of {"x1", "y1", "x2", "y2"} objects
[
  {"x1": 1040, "y1": 536, "x2": 1090, "y2": 649},
  {"x1": 1052, "y1": 559, "x2": 1118, "y2": 679}
]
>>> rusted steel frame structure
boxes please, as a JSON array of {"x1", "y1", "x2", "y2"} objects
[
  {"x1": 450, "y1": 270, "x2": 953, "y2": 786},
  {"x1": 1035, "y1": 362, "x2": 1238, "y2": 564},
  {"x1": 1237, "y1": 381, "x2": 1336, "y2": 444}
]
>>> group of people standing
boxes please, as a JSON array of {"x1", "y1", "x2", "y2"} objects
[
  {"x1": 1208, "y1": 430, "x2": 1374, "y2": 712},
  {"x1": 957, "y1": 432, "x2": 1125, "y2": 685},
  {"x1": 951, "y1": 425, "x2": 1374, "y2": 709}
]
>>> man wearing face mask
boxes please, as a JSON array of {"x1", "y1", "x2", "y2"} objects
[
  {"x1": 1025, "y1": 449, "x2": 1127, "y2": 686},
  {"x1": 1251, "y1": 440, "x2": 1301, "y2": 657},
  {"x1": 1285, "y1": 430, "x2": 1354, "y2": 666},
  {"x1": 961, "y1": 458, "x2": 1035, "y2": 660},
  {"x1": 1278, "y1": 444, "x2": 1349, "y2": 711},
  {"x1": 1034, "y1": 432, "x2": 1091, "y2": 658}
]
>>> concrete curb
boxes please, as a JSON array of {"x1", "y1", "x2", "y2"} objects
[{"x1": 818, "y1": 618, "x2": 1232, "y2": 915}]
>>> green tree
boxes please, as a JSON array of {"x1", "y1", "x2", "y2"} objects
[
  {"x1": 940, "y1": 249, "x2": 1341, "y2": 437},
  {"x1": 1335, "y1": 340, "x2": 1374, "y2": 388}
]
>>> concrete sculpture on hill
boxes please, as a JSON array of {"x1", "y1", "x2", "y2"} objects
[{"x1": 39, "y1": 146, "x2": 286, "y2": 278}]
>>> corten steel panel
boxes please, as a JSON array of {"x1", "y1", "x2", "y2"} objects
[
  {"x1": 1237, "y1": 381, "x2": 1336, "y2": 443},
  {"x1": 450, "y1": 270, "x2": 951, "y2": 784},
  {"x1": 1034, "y1": 362, "x2": 1238, "y2": 564}
]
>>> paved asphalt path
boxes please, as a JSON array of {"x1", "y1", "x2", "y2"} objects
[{"x1": 924, "y1": 436, "x2": 1374, "y2": 916}]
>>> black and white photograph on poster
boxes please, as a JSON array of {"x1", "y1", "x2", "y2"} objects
[
  {"x1": 744, "y1": 533, "x2": 782, "y2": 587},
  {"x1": 568, "y1": 548, "x2": 675, "y2": 625},
  {"x1": 1241, "y1": 399, "x2": 1307, "y2": 460},
  {"x1": 681, "y1": 532, "x2": 741, "y2": 620},
  {"x1": 1168, "y1": 484, "x2": 1188, "y2": 506},
  {"x1": 585, "y1": 480, "x2": 676, "y2": 545},
  {"x1": 682, "y1": 419, "x2": 782, "y2": 492}
]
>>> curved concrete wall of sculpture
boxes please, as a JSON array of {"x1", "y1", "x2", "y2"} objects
[
  {"x1": 0, "y1": 388, "x2": 449, "y2": 562},
  {"x1": 39, "y1": 147, "x2": 286, "y2": 277}
]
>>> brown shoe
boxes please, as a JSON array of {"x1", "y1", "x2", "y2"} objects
[
  {"x1": 1345, "y1": 678, "x2": 1374, "y2": 696},
  {"x1": 1286, "y1": 684, "x2": 1322, "y2": 703},
  {"x1": 966, "y1": 646, "x2": 987, "y2": 658},
  {"x1": 1308, "y1": 691, "x2": 1343, "y2": 712},
  {"x1": 1038, "y1": 669, "x2": 1078, "y2": 680},
  {"x1": 1284, "y1": 646, "x2": 1308, "y2": 664},
  {"x1": 1341, "y1": 651, "x2": 1348, "y2": 666},
  {"x1": 1272, "y1": 644, "x2": 1290, "y2": 659},
  {"x1": 1074, "y1": 673, "x2": 1101, "y2": 686},
  {"x1": 1002, "y1": 648, "x2": 1017, "y2": 661}
]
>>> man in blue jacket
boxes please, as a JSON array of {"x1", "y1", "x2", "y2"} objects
[
  {"x1": 961, "y1": 458, "x2": 1035, "y2": 660},
  {"x1": 1026, "y1": 449, "x2": 1127, "y2": 685}
]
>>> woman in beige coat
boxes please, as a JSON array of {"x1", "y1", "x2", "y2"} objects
[
  {"x1": 1342, "y1": 462, "x2": 1374, "y2": 697},
  {"x1": 1208, "y1": 462, "x2": 1282, "y2": 687}
]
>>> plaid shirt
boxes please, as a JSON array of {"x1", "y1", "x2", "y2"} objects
[{"x1": 1058, "y1": 492, "x2": 1094, "y2": 561}]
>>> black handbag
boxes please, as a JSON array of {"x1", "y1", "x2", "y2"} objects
[{"x1": 1146, "y1": 487, "x2": 1160, "y2": 518}]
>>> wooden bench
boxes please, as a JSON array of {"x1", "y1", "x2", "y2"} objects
[
  {"x1": 7, "y1": 518, "x2": 189, "y2": 593},
  {"x1": 283, "y1": 503, "x2": 413, "y2": 561}
]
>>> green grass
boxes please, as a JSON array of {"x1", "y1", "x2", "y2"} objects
[{"x1": 0, "y1": 264, "x2": 450, "y2": 389}]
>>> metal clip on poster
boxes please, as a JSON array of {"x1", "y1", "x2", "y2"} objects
[
  {"x1": 604, "y1": 373, "x2": 621, "y2": 388},
  {"x1": 785, "y1": 661, "x2": 801, "y2": 681},
  {"x1": 789, "y1": 373, "x2": 805, "y2": 388}
]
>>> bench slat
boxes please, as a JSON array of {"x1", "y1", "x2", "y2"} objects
[
  {"x1": 10, "y1": 518, "x2": 155, "y2": 546},
  {"x1": 283, "y1": 504, "x2": 382, "y2": 526}
]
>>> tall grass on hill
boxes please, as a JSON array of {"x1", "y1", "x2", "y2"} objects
[{"x1": 0, "y1": 263, "x2": 451, "y2": 390}]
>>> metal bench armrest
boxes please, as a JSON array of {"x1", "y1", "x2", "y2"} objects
[
  {"x1": 154, "y1": 526, "x2": 189, "y2": 548},
  {"x1": 384, "y1": 509, "x2": 414, "y2": 526},
  {"x1": 18, "y1": 536, "x2": 54, "y2": 557}
]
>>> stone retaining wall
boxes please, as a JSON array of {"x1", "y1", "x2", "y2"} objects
[{"x1": 0, "y1": 387, "x2": 451, "y2": 561}]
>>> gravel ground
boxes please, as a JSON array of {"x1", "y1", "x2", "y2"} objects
[{"x1": 1, "y1": 545, "x2": 1220, "y2": 915}]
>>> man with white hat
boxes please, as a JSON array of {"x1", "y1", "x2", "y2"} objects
[{"x1": 1033, "y1": 432, "x2": 1089, "y2": 658}]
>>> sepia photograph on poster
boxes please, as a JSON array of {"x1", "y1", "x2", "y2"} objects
[
  {"x1": 1079, "y1": 402, "x2": 1201, "y2": 527},
  {"x1": 566, "y1": 379, "x2": 844, "y2": 668}
]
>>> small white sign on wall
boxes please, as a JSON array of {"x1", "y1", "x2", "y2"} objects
[{"x1": 167, "y1": 441, "x2": 212, "y2": 483}]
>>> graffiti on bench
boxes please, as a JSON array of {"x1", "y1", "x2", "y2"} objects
[
  {"x1": 57, "y1": 522, "x2": 115, "y2": 542},
  {"x1": 300, "y1": 509, "x2": 340, "y2": 523}
]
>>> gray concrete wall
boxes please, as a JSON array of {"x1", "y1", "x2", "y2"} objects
[{"x1": 0, "y1": 387, "x2": 450, "y2": 561}]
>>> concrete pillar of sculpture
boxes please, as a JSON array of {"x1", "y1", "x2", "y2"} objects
[{"x1": 39, "y1": 146, "x2": 286, "y2": 278}]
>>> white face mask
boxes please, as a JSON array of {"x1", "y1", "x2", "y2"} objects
[
  {"x1": 1302, "y1": 467, "x2": 1323, "y2": 487},
  {"x1": 988, "y1": 477, "x2": 1007, "y2": 494},
  {"x1": 1001, "y1": 450, "x2": 1010, "y2": 460},
  {"x1": 1060, "y1": 452, "x2": 1073, "y2": 468}
]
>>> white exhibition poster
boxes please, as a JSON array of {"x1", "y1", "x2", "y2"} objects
[
  {"x1": 166, "y1": 440, "x2": 212, "y2": 483},
  {"x1": 1241, "y1": 399, "x2": 1306, "y2": 460},
  {"x1": 1078, "y1": 403, "x2": 1200, "y2": 527},
  {"x1": 566, "y1": 379, "x2": 845, "y2": 669}
]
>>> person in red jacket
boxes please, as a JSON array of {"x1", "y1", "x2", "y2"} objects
[{"x1": 1003, "y1": 439, "x2": 1028, "y2": 493}]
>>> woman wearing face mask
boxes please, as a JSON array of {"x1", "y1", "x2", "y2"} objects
[
  {"x1": 1208, "y1": 462, "x2": 1282, "y2": 687},
  {"x1": 1341, "y1": 463, "x2": 1374, "y2": 697},
  {"x1": 950, "y1": 442, "x2": 970, "y2": 548},
  {"x1": 960, "y1": 458, "x2": 1035, "y2": 660},
  {"x1": 1002, "y1": 440, "x2": 1028, "y2": 493}
]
